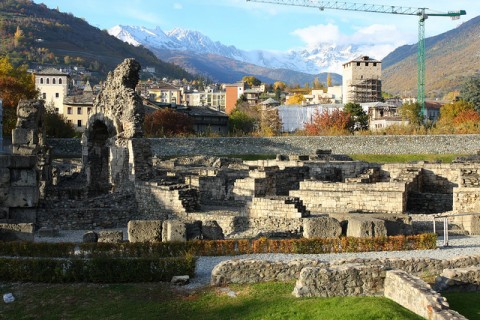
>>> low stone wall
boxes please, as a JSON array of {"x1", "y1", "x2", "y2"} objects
[
  {"x1": 384, "y1": 270, "x2": 466, "y2": 320},
  {"x1": 436, "y1": 266, "x2": 480, "y2": 292},
  {"x1": 210, "y1": 255, "x2": 480, "y2": 285},
  {"x1": 48, "y1": 135, "x2": 480, "y2": 158},
  {"x1": 293, "y1": 264, "x2": 386, "y2": 297},
  {"x1": 0, "y1": 223, "x2": 34, "y2": 241},
  {"x1": 211, "y1": 259, "x2": 327, "y2": 286}
]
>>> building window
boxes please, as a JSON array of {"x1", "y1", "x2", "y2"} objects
[
  {"x1": 59, "y1": 78, "x2": 62, "y2": 84},
  {"x1": 77, "y1": 120, "x2": 82, "y2": 127},
  {"x1": 77, "y1": 107, "x2": 82, "y2": 114},
  {"x1": 53, "y1": 78, "x2": 56, "y2": 84},
  {"x1": 55, "y1": 93, "x2": 59, "y2": 98},
  {"x1": 67, "y1": 107, "x2": 72, "y2": 115},
  {"x1": 46, "y1": 78, "x2": 50, "y2": 84},
  {"x1": 357, "y1": 62, "x2": 360, "y2": 66},
  {"x1": 40, "y1": 78, "x2": 44, "y2": 84},
  {"x1": 42, "y1": 93, "x2": 46, "y2": 99},
  {"x1": 373, "y1": 63, "x2": 377, "y2": 67},
  {"x1": 87, "y1": 107, "x2": 92, "y2": 114},
  {"x1": 67, "y1": 120, "x2": 72, "y2": 124},
  {"x1": 365, "y1": 62, "x2": 369, "y2": 66},
  {"x1": 55, "y1": 108, "x2": 59, "y2": 113}
]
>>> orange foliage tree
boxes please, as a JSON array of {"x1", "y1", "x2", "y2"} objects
[
  {"x1": 304, "y1": 109, "x2": 352, "y2": 135},
  {"x1": 144, "y1": 108, "x2": 194, "y2": 137}
]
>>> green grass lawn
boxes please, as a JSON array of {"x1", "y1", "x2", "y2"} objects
[
  {"x1": 443, "y1": 292, "x2": 480, "y2": 320},
  {"x1": 349, "y1": 154, "x2": 467, "y2": 164},
  {"x1": 0, "y1": 282, "x2": 424, "y2": 320}
]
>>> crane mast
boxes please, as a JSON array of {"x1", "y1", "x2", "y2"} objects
[{"x1": 246, "y1": 0, "x2": 466, "y2": 117}]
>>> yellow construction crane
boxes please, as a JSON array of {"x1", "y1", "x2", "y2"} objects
[{"x1": 246, "y1": 0, "x2": 466, "y2": 116}]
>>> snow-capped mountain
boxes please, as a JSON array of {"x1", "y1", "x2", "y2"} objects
[{"x1": 108, "y1": 25, "x2": 360, "y2": 75}]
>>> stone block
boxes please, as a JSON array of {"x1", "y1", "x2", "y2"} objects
[
  {"x1": 83, "y1": 231, "x2": 98, "y2": 243},
  {"x1": 9, "y1": 155, "x2": 36, "y2": 169},
  {"x1": 0, "y1": 223, "x2": 34, "y2": 241},
  {"x1": 303, "y1": 216, "x2": 342, "y2": 239},
  {"x1": 5, "y1": 187, "x2": 39, "y2": 208},
  {"x1": 0, "y1": 168, "x2": 10, "y2": 185},
  {"x1": 186, "y1": 220, "x2": 202, "y2": 240},
  {"x1": 127, "y1": 220, "x2": 163, "y2": 243},
  {"x1": 202, "y1": 220, "x2": 224, "y2": 240},
  {"x1": 346, "y1": 216, "x2": 387, "y2": 238},
  {"x1": 171, "y1": 275, "x2": 190, "y2": 286},
  {"x1": 10, "y1": 169, "x2": 37, "y2": 187},
  {"x1": 162, "y1": 220, "x2": 186, "y2": 242},
  {"x1": 97, "y1": 230, "x2": 124, "y2": 243},
  {"x1": 453, "y1": 214, "x2": 480, "y2": 235}
]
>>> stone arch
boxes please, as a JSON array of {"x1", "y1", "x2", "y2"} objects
[{"x1": 81, "y1": 59, "x2": 152, "y2": 195}]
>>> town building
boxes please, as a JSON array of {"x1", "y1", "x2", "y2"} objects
[
  {"x1": 148, "y1": 82, "x2": 182, "y2": 105},
  {"x1": 342, "y1": 56, "x2": 382, "y2": 104},
  {"x1": 62, "y1": 81, "x2": 94, "y2": 132},
  {"x1": 366, "y1": 102, "x2": 404, "y2": 131},
  {"x1": 34, "y1": 68, "x2": 69, "y2": 113},
  {"x1": 225, "y1": 82, "x2": 245, "y2": 114},
  {"x1": 184, "y1": 88, "x2": 226, "y2": 111}
]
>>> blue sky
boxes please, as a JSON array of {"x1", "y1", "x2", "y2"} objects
[{"x1": 34, "y1": 0, "x2": 479, "y2": 58}]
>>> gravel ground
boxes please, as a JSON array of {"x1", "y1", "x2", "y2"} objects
[{"x1": 33, "y1": 231, "x2": 480, "y2": 290}]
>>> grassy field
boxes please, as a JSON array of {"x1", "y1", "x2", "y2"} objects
[
  {"x1": 0, "y1": 282, "x2": 425, "y2": 320},
  {"x1": 443, "y1": 292, "x2": 480, "y2": 320}
]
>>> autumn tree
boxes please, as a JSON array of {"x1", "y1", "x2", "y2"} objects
[
  {"x1": 286, "y1": 93, "x2": 305, "y2": 105},
  {"x1": 259, "y1": 107, "x2": 282, "y2": 136},
  {"x1": 327, "y1": 73, "x2": 332, "y2": 87},
  {"x1": 44, "y1": 106, "x2": 76, "y2": 138},
  {"x1": 399, "y1": 102, "x2": 423, "y2": 126},
  {"x1": 344, "y1": 102, "x2": 368, "y2": 131},
  {"x1": 461, "y1": 76, "x2": 480, "y2": 111},
  {"x1": 242, "y1": 76, "x2": 261, "y2": 87},
  {"x1": 144, "y1": 108, "x2": 194, "y2": 137},
  {"x1": 273, "y1": 81, "x2": 286, "y2": 91},
  {"x1": 304, "y1": 109, "x2": 352, "y2": 136},
  {"x1": 433, "y1": 100, "x2": 480, "y2": 134},
  {"x1": 0, "y1": 56, "x2": 38, "y2": 136},
  {"x1": 13, "y1": 26, "x2": 24, "y2": 48}
]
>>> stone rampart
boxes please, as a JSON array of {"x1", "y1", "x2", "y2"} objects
[{"x1": 48, "y1": 135, "x2": 480, "y2": 158}]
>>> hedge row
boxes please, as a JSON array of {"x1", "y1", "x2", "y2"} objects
[
  {"x1": 0, "y1": 234, "x2": 437, "y2": 258},
  {"x1": 0, "y1": 255, "x2": 196, "y2": 283}
]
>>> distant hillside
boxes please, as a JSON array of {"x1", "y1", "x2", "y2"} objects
[
  {"x1": 382, "y1": 15, "x2": 480, "y2": 98},
  {"x1": 153, "y1": 48, "x2": 342, "y2": 85},
  {"x1": 0, "y1": 0, "x2": 194, "y2": 80}
]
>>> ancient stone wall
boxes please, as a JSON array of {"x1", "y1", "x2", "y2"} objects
[
  {"x1": 210, "y1": 255, "x2": 480, "y2": 285},
  {"x1": 436, "y1": 266, "x2": 480, "y2": 292},
  {"x1": 293, "y1": 264, "x2": 386, "y2": 297},
  {"x1": 48, "y1": 134, "x2": 480, "y2": 158},
  {"x1": 135, "y1": 182, "x2": 199, "y2": 218},
  {"x1": 290, "y1": 181, "x2": 406, "y2": 214},
  {"x1": 384, "y1": 270, "x2": 466, "y2": 320}
]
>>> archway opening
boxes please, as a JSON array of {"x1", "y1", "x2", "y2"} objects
[{"x1": 87, "y1": 120, "x2": 111, "y2": 195}]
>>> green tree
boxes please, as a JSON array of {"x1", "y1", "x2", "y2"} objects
[
  {"x1": 461, "y1": 76, "x2": 480, "y2": 112},
  {"x1": 344, "y1": 102, "x2": 368, "y2": 131},
  {"x1": 399, "y1": 102, "x2": 423, "y2": 126},
  {"x1": 228, "y1": 109, "x2": 256, "y2": 135},
  {"x1": 44, "y1": 110, "x2": 76, "y2": 138},
  {"x1": 242, "y1": 76, "x2": 261, "y2": 87}
]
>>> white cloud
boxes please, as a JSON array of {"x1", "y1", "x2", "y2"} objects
[
  {"x1": 173, "y1": 3, "x2": 183, "y2": 10},
  {"x1": 292, "y1": 23, "x2": 416, "y2": 58}
]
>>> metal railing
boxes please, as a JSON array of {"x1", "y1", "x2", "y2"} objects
[{"x1": 432, "y1": 213, "x2": 479, "y2": 247}]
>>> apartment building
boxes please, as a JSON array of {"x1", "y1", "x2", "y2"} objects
[{"x1": 148, "y1": 82, "x2": 182, "y2": 105}]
